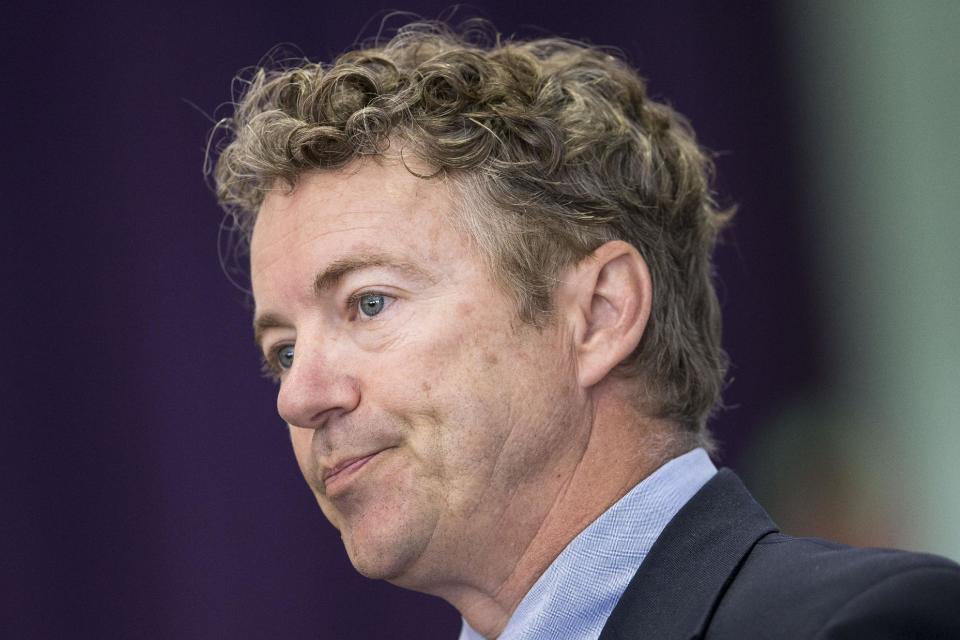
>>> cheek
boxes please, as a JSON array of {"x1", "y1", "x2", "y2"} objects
[
  {"x1": 368, "y1": 311, "x2": 510, "y2": 454},
  {"x1": 413, "y1": 321, "x2": 503, "y2": 405},
  {"x1": 415, "y1": 325, "x2": 530, "y2": 446}
]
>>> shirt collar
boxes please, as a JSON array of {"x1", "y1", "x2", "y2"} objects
[{"x1": 459, "y1": 447, "x2": 717, "y2": 640}]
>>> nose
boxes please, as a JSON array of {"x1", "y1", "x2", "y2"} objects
[{"x1": 276, "y1": 337, "x2": 360, "y2": 429}]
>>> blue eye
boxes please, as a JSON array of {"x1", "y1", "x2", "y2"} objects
[
  {"x1": 358, "y1": 293, "x2": 387, "y2": 317},
  {"x1": 276, "y1": 345, "x2": 294, "y2": 370}
]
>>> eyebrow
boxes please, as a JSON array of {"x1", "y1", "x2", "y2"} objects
[
  {"x1": 252, "y1": 252, "x2": 434, "y2": 350},
  {"x1": 253, "y1": 313, "x2": 290, "y2": 352},
  {"x1": 312, "y1": 252, "x2": 433, "y2": 296}
]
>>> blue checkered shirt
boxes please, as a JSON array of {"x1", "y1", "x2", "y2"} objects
[{"x1": 458, "y1": 447, "x2": 717, "y2": 640}]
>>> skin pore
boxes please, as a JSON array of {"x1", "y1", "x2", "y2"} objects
[{"x1": 250, "y1": 158, "x2": 682, "y2": 638}]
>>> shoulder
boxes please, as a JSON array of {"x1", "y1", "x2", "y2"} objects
[
  {"x1": 598, "y1": 469, "x2": 960, "y2": 640},
  {"x1": 708, "y1": 532, "x2": 960, "y2": 639}
]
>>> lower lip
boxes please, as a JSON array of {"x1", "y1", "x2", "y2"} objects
[{"x1": 324, "y1": 451, "x2": 382, "y2": 496}]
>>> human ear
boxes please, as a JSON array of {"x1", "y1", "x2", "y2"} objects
[{"x1": 561, "y1": 240, "x2": 652, "y2": 388}]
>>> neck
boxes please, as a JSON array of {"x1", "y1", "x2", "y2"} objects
[{"x1": 443, "y1": 387, "x2": 684, "y2": 638}]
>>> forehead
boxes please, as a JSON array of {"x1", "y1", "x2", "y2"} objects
[
  {"x1": 255, "y1": 161, "x2": 439, "y2": 241},
  {"x1": 249, "y1": 160, "x2": 473, "y2": 298}
]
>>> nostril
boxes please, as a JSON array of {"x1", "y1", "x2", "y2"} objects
[{"x1": 275, "y1": 363, "x2": 361, "y2": 430}]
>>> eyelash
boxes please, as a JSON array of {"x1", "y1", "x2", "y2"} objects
[
  {"x1": 345, "y1": 290, "x2": 394, "y2": 320},
  {"x1": 260, "y1": 347, "x2": 289, "y2": 384}
]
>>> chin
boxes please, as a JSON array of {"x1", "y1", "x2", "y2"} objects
[
  {"x1": 337, "y1": 502, "x2": 437, "y2": 584},
  {"x1": 330, "y1": 454, "x2": 443, "y2": 584},
  {"x1": 344, "y1": 532, "x2": 421, "y2": 582}
]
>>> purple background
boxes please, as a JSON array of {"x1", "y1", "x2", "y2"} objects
[{"x1": 2, "y1": 2, "x2": 820, "y2": 637}]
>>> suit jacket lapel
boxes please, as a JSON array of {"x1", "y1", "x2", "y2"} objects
[{"x1": 598, "y1": 469, "x2": 778, "y2": 640}]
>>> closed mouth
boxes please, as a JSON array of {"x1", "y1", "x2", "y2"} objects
[{"x1": 322, "y1": 450, "x2": 387, "y2": 493}]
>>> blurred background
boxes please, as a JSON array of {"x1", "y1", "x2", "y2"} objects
[{"x1": 2, "y1": 1, "x2": 957, "y2": 637}]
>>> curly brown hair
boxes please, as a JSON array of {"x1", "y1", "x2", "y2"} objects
[{"x1": 212, "y1": 22, "x2": 731, "y2": 442}]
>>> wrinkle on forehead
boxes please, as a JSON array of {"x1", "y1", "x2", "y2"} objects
[
  {"x1": 254, "y1": 187, "x2": 462, "y2": 269},
  {"x1": 251, "y1": 220, "x2": 390, "y2": 279},
  {"x1": 253, "y1": 163, "x2": 448, "y2": 251}
]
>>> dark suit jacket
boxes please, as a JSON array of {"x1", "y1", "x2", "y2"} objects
[{"x1": 598, "y1": 469, "x2": 960, "y2": 639}]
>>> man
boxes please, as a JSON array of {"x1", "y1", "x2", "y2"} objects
[{"x1": 211, "y1": 22, "x2": 960, "y2": 639}]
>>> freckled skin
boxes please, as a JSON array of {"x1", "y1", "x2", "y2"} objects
[{"x1": 250, "y1": 159, "x2": 591, "y2": 600}]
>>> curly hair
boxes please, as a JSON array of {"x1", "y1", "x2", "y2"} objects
[{"x1": 212, "y1": 22, "x2": 731, "y2": 441}]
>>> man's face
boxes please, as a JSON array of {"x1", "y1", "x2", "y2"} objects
[{"x1": 250, "y1": 160, "x2": 587, "y2": 590}]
